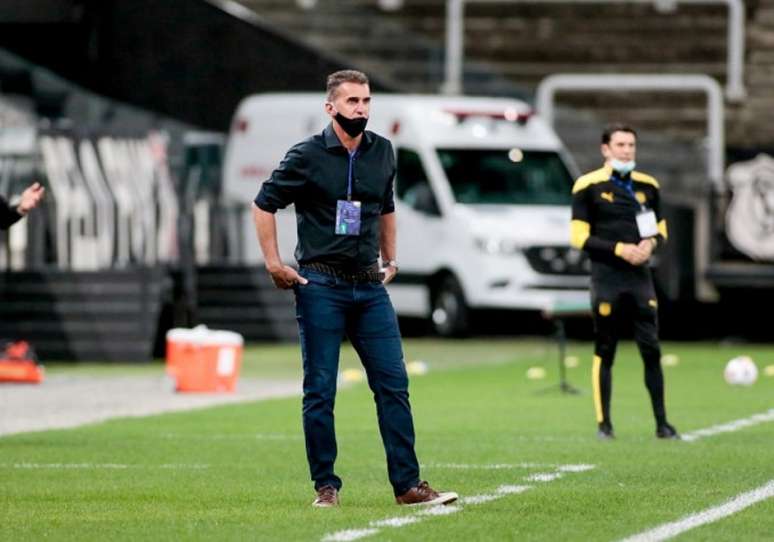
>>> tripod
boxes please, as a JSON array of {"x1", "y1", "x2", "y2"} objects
[
  {"x1": 539, "y1": 300, "x2": 590, "y2": 394},
  {"x1": 552, "y1": 318, "x2": 580, "y2": 394}
]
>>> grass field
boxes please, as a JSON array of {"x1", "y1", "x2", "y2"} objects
[{"x1": 2, "y1": 339, "x2": 773, "y2": 541}]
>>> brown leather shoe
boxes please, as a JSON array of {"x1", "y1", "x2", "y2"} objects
[
  {"x1": 312, "y1": 485, "x2": 339, "y2": 507},
  {"x1": 395, "y1": 481, "x2": 458, "y2": 506}
]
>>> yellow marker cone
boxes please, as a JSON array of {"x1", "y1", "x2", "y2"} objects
[
  {"x1": 661, "y1": 354, "x2": 680, "y2": 367},
  {"x1": 340, "y1": 368, "x2": 365, "y2": 383},
  {"x1": 526, "y1": 366, "x2": 547, "y2": 380},
  {"x1": 406, "y1": 360, "x2": 429, "y2": 375}
]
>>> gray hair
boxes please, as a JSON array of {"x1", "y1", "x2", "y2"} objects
[{"x1": 326, "y1": 70, "x2": 369, "y2": 101}]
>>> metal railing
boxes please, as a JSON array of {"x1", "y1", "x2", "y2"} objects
[
  {"x1": 535, "y1": 73, "x2": 725, "y2": 188},
  {"x1": 443, "y1": 0, "x2": 746, "y2": 101}
]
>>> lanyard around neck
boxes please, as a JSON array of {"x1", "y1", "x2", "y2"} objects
[
  {"x1": 611, "y1": 174, "x2": 645, "y2": 211},
  {"x1": 346, "y1": 149, "x2": 358, "y2": 201}
]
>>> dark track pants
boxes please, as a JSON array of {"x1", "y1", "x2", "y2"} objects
[{"x1": 590, "y1": 269, "x2": 667, "y2": 428}]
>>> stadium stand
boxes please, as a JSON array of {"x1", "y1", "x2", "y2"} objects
[
  {"x1": 0, "y1": 0, "x2": 393, "y2": 133},
  {"x1": 2, "y1": 0, "x2": 774, "y2": 358},
  {"x1": 236, "y1": 0, "x2": 774, "y2": 151}
]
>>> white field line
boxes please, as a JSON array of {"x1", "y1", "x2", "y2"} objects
[
  {"x1": 619, "y1": 479, "x2": 774, "y2": 542},
  {"x1": 370, "y1": 516, "x2": 420, "y2": 528},
  {"x1": 459, "y1": 484, "x2": 531, "y2": 505},
  {"x1": 161, "y1": 432, "x2": 302, "y2": 441},
  {"x1": 424, "y1": 462, "x2": 594, "y2": 471},
  {"x1": 525, "y1": 472, "x2": 563, "y2": 482},
  {"x1": 460, "y1": 494, "x2": 501, "y2": 505},
  {"x1": 2, "y1": 462, "x2": 209, "y2": 470},
  {"x1": 681, "y1": 408, "x2": 774, "y2": 442},
  {"x1": 324, "y1": 529, "x2": 378, "y2": 541},
  {"x1": 321, "y1": 465, "x2": 595, "y2": 542},
  {"x1": 558, "y1": 464, "x2": 596, "y2": 473}
]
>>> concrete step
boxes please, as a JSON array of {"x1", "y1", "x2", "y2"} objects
[
  {"x1": 387, "y1": 59, "x2": 727, "y2": 86},
  {"x1": 402, "y1": 14, "x2": 728, "y2": 33}
]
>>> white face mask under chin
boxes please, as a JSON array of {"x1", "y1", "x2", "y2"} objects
[{"x1": 610, "y1": 159, "x2": 636, "y2": 175}]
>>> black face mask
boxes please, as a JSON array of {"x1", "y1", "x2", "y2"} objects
[{"x1": 334, "y1": 112, "x2": 368, "y2": 138}]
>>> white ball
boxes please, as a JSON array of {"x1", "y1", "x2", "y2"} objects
[{"x1": 723, "y1": 356, "x2": 758, "y2": 386}]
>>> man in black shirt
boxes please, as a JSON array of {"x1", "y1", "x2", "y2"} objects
[
  {"x1": 253, "y1": 70, "x2": 457, "y2": 508},
  {"x1": 1, "y1": 182, "x2": 45, "y2": 230},
  {"x1": 570, "y1": 124, "x2": 679, "y2": 441}
]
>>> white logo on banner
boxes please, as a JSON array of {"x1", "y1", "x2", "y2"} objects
[{"x1": 726, "y1": 154, "x2": 774, "y2": 260}]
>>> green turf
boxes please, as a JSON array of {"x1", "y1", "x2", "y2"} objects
[{"x1": 2, "y1": 339, "x2": 773, "y2": 541}]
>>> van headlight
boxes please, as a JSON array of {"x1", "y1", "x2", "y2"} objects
[{"x1": 474, "y1": 236, "x2": 521, "y2": 255}]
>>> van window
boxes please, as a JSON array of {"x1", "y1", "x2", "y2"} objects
[
  {"x1": 436, "y1": 149, "x2": 573, "y2": 205},
  {"x1": 396, "y1": 149, "x2": 441, "y2": 216}
]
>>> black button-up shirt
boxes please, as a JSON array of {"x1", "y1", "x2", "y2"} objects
[{"x1": 254, "y1": 123, "x2": 396, "y2": 270}]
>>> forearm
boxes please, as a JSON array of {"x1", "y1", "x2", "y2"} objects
[
  {"x1": 252, "y1": 203, "x2": 283, "y2": 271},
  {"x1": 571, "y1": 220, "x2": 618, "y2": 257},
  {"x1": 586, "y1": 236, "x2": 621, "y2": 258},
  {"x1": 379, "y1": 212, "x2": 396, "y2": 262}
]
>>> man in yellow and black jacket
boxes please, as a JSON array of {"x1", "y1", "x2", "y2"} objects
[{"x1": 570, "y1": 124, "x2": 679, "y2": 440}]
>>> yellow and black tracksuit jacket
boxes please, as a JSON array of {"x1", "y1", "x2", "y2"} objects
[
  {"x1": 570, "y1": 164, "x2": 669, "y2": 427},
  {"x1": 570, "y1": 164, "x2": 667, "y2": 268}
]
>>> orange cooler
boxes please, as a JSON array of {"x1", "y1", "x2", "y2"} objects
[{"x1": 165, "y1": 326, "x2": 244, "y2": 393}]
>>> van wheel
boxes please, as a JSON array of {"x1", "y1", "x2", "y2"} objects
[{"x1": 431, "y1": 275, "x2": 469, "y2": 337}]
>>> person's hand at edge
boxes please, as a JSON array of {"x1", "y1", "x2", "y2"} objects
[{"x1": 17, "y1": 182, "x2": 45, "y2": 215}]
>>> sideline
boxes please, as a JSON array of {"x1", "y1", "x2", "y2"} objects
[
  {"x1": 681, "y1": 408, "x2": 774, "y2": 442},
  {"x1": 321, "y1": 464, "x2": 595, "y2": 542},
  {"x1": 619, "y1": 479, "x2": 774, "y2": 542}
]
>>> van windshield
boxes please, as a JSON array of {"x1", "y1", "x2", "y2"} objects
[{"x1": 436, "y1": 149, "x2": 574, "y2": 205}]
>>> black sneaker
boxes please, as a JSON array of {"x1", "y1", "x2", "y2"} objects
[
  {"x1": 656, "y1": 422, "x2": 681, "y2": 440},
  {"x1": 597, "y1": 423, "x2": 615, "y2": 440}
]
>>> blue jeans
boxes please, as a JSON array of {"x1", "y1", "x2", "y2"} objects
[{"x1": 293, "y1": 268, "x2": 420, "y2": 496}]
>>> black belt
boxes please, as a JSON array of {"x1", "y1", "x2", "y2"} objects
[{"x1": 304, "y1": 262, "x2": 383, "y2": 283}]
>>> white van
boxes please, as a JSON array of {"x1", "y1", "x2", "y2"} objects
[{"x1": 223, "y1": 94, "x2": 590, "y2": 335}]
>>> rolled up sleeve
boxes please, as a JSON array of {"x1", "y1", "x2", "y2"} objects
[
  {"x1": 254, "y1": 144, "x2": 307, "y2": 213},
  {"x1": 380, "y1": 147, "x2": 396, "y2": 215}
]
